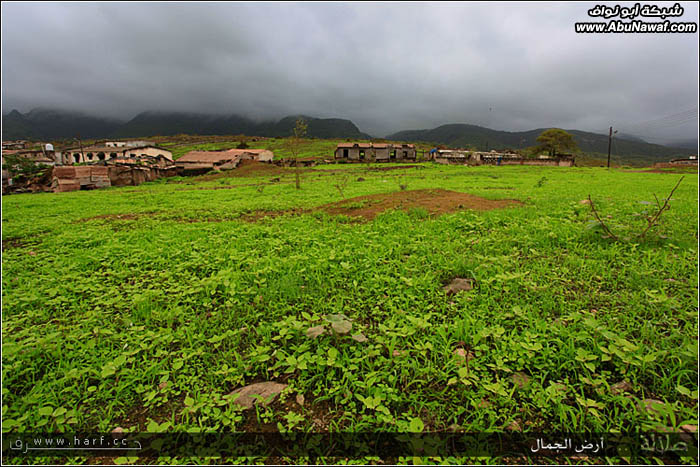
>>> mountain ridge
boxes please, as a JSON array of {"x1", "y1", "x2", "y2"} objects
[
  {"x1": 2, "y1": 109, "x2": 695, "y2": 165},
  {"x1": 2, "y1": 109, "x2": 371, "y2": 141},
  {"x1": 386, "y1": 123, "x2": 695, "y2": 164}
]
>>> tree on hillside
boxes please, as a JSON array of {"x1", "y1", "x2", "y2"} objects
[
  {"x1": 535, "y1": 128, "x2": 578, "y2": 156},
  {"x1": 285, "y1": 118, "x2": 308, "y2": 189}
]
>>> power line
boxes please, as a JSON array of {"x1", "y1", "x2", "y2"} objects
[
  {"x1": 626, "y1": 108, "x2": 697, "y2": 127},
  {"x1": 620, "y1": 108, "x2": 698, "y2": 133}
]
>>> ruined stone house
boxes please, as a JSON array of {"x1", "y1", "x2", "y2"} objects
[
  {"x1": 176, "y1": 149, "x2": 274, "y2": 172},
  {"x1": 334, "y1": 143, "x2": 416, "y2": 161},
  {"x1": 58, "y1": 145, "x2": 173, "y2": 165},
  {"x1": 432, "y1": 148, "x2": 575, "y2": 167}
]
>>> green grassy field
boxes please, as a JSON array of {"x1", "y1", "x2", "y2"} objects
[{"x1": 2, "y1": 163, "x2": 698, "y2": 464}]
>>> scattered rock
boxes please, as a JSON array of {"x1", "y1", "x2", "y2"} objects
[
  {"x1": 453, "y1": 348, "x2": 475, "y2": 365},
  {"x1": 327, "y1": 314, "x2": 353, "y2": 334},
  {"x1": 28, "y1": 251, "x2": 36, "y2": 256},
  {"x1": 111, "y1": 427, "x2": 124, "y2": 434},
  {"x1": 228, "y1": 381, "x2": 288, "y2": 410},
  {"x1": 639, "y1": 398, "x2": 665, "y2": 416},
  {"x1": 443, "y1": 278, "x2": 474, "y2": 295},
  {"x1": 511, "y1": 372, "x2": 530, "y2": 389},
  {"x1": 610, "y1": 380, "x2": 633, "y2": 395},
  {"x1": 158, "y1": 381, "x2": 169, "y2": 390},
  {"x1": 331, "y1": 320, "x2": 352, "y2": 334},
  {"x1": 351, "y1": 333, "x2": 368, "y2": 343},
  {"x1": 296, "y1": 394, "x2": 305, "y2": 407},
  {"x1": 392, "y1": 350, "x2": 403, "y2": 357},
  {"x1": 579, "y1": 199, "x2": 591, "y2": 205},
  {"x1": 306, "y1": 325, "x2": 326, "y2": 339},
  {"x1": 681, "y1": 424, "x2": 697, "y2": 433}
]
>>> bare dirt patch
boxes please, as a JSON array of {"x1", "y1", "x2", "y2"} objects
[
  {"x1": 76, "y1": 189, "x2": 522, "y2": 225},
  {"x1": 240, "y1": 208, "x2": 310, "y2": 222},
  {"x1": 195, "y1": 160, "x2": 288, "y2": 181},
  {"x1": 242, "y1": 189, "x2": 522, "y2": 222},
  {"x1": 368, "y1": 165, "x2": 422, "y2": 172},
  {"x1": 620, "y1": 166, "x2": 698, "y2": 175},
  {"x1": 2, "y1": 236, "x2": 31, "y2": 251},
  {"x1": 319, "y1": 188, "x2": 523, "y2": 220},
  {"x1": 78, "y1": 213, "x2": 148, "y2": 222}
]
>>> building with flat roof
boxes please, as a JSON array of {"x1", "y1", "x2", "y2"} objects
[{"x1": 334, "y1": 143, "x2": 416, "y2": 161}]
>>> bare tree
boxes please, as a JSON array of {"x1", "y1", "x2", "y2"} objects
[
  {"x1": 285, "y1": 118, "x2": 308, "y2": 190},
  {"x1": 587, "y1": 176, "x2": 684, "y2": 241}
]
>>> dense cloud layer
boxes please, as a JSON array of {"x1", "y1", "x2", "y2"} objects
[{"x1": 2, "y1": 2, "x2": 698, "y2": 143}]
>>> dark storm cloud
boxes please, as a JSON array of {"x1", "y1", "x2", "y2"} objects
[{"x1": 2, "y1": 2, "x2": 698, "y2": 142}]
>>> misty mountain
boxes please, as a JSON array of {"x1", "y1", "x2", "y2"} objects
[
  {"x1": 386, "y1": 124, "x2": 695, "y2": 164},
  {"x1": 3, "y1": 109, "x2": 694, "y2": 165},
  {"x1": 3, "y1": 109, "x2": 371, "y2": 141},
  {"x1": 3, "y1": 108, "x2": 123, "y2": 140},
  {"x1": 664, "y1": 139, "x2": 699, "y2": 150},
  {"x1": 616, "y1": 133, "x2": 647, "y2": 143}
]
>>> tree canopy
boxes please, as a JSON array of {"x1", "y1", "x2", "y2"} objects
[{"x1": 535, "y1": 128, "x2": 578, "y2": 156}]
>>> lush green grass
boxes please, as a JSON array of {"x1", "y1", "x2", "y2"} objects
[{"x1": 2, "y1": 163, "x2": 698, "y2": 464}]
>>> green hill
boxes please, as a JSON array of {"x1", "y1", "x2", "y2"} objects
[{"x1": 387, "y1": 124, "x2": 696, "y2": 166}]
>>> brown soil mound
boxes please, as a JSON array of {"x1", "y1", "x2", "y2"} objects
[
  {"x1": 621, "y1": 166, "x2": 697, "y2": 175},
  {"x1": 195, "y1": 160, "x2": 287, "y2": 181},
  {"x1": 319, "y1": 189, "x2": 522, "y2": 220}
]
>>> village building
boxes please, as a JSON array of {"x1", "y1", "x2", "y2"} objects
[
  {"x1": 2, "y1": 148, "x2": 57, "y2": 190},
  {"x1": 1, "y1": 148, "x2": 57, "y2": 168},
  {"x1": 334, "y1": 143, "x2": 416, "y2": 161},
  {"x1": 103, "y1": 140, "x2": 155, "y2": 148},
  {"x1": 668, "y1": 156, "x2": 698, "y2": 166},
  {"x1": 431, "y1": 149, "x2": 482, "y2": 164},
  {"x1": 432, "y1": 148, "x2": 575, "y2": 167},
  {"x1": 175, "y1": 148, "x2": 274, "y2": 172},
  {"x1": 59, "y1": 145, "x2": 173, "y2": 165},
  {"x1": 2, "y1": 140, "x2": 30, "y2": 150},
  {"x1": 51, "y1": 164, "x2": 177, "y2": 193}
]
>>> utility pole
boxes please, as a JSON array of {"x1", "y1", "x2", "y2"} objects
[
  {"x1": 76, "y1": 134, "x2": 85, "y2": 164},
  {"x1": 607, "y1": 126, "x2": 613, "y2": 168},
  {"x1": 607, "y1": 126, "x2": 618, "y2": 168}
]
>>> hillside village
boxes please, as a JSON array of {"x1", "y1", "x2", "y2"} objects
[{"x1": 1, "y1": 132, "x2": 650, "y2": 194}]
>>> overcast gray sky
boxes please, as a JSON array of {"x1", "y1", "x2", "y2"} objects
[{"x1": 2, "y1": 2, "x2": 698, "y2": 143}]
